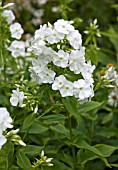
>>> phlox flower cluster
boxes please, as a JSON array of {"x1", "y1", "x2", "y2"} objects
[
  {"x1": 0, "y1": 107, "x2": 13, "y2": 149},
  {"x1": 28, "y1": 19, "x2": 95, "y2": 103},
  {"x1": 103, "y1": 65, "x2": 118, "y2": 107},
  {"x1": 2, "y1": 9, "x2": 25, "y2": 58}
]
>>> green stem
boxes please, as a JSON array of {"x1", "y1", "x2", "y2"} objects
[
  {"x1": 68, "y1": 114, "x2": 76, "y2": 168},
  {"x1": 89, "y1": 121, "x2": 94, "y2": 145},
  {"x1": 0, "y1": 12, "x2": 6, "y2": 81}
]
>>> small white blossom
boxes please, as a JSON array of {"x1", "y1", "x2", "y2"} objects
[
  {"x1": 38, "y1": 67, "x2": 56, "y2": 84},
  {"x1": 8, "y1": 40, "x2": 25, "y2": 58},
  {"x1": 0, "y1": 132, "x2": 7, "y2": 150},
  {"x1": 53, "y1": 50, "x2": 69, "y2": 68},
  {"x1": 108, "y1": 87, "x2": 118, "y2": 107},
  {"x1": 2, "y1": 10, "x2": 15, "y2": 24},
  {"x1": 29, "y1": 67, "x2": 42, "y2": 85},
  {"x1": 69, "y1": 48, "x2": 85, "y2": 74},
  {"x1": 52, "y1": 75, "x2": 66, "y2": 90},
  {"x1": 54, "y1": 19, "x2": 74, "y2": 34},
  {"x1": 10, "y1": 23, "x2": 24, "y2": 39},
  {"x1": 73, "y1": 79, "x2": 93, "y2": 100},
  {"x1": 46, "y1": 28, "x2": 64, "y2": 44},
  {"x1": 10, "y1": 88, "x2": 25, "y2": 106},
  {"x1": 59, "y1": 80, "x2": 73, "y2": 97},
  {"x1": 67, "y1": 30, "x2": 82, "y2": 49},
  {"x1": 104, "y1": 66, "x2": 116, "y2": 80},
  {"x1": 81, "y1": 61, "x2": 95, "y2": 79},
  {"x1": 0, "y1": 107, "x2": 13, "y2": 131}
]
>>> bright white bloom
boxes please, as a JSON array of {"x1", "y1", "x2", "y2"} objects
[
  {"x1": 73, "y1": 79, "x2": 93, "y2": 100},
  {"x1": 27, "y1": 42, "x2": 43, "y2": 55},
  {"x1": 29, "y1": 67, "x2": 42, "y2": 85},
  {"x1": 53, "y1": 50, "x2": 69, "y2": 68},
  {"x1": 2, "y1": 10, "x2": 15, "y2": 24},
  {"x1": 81, "y1": 61, "x2": 95, "y2": 79},
  {"x1": 59, "y1": 80, "x2": 73, "y2": 97},
  {"x1": 32, "y1": 56, "x2": 46, "y2": 72},
  {"x1": 104, "y1": 66, "x2": 116, "y2": 80},
  {"x1": 34, "y1": 24, "x2": 47, "y2": 45},
  {"x1": 69, "y1": 48, "x2": 85, "y2": 74},
  {"x1": 67, "y1": 30, "x2": 82, "y2": 49},
  {"x1": 10, "y1": 23, "x2": 24, "y2": 39},
  {"x1": 38, "y1": 68, "x2": 56, "y2": 84},
  {"x1": 54, "y1": 19, "x2": 74, "y2": 34},
  {"x1": 115, "y1": 74, "x2": 118, "y2": 86},
  {"x1": 8, "y1": 40, "x2": 25, "y2": 57},
  {"x1": 0, "y1": 132, "x2": 7, "y2": 150},
  {"x1": 0, "y1": 108, "x2": 13, "y2": 131},
  {"x1": 52, "y1": 75, "x2": 66, "y2": 90},
  {"x1": 108, "y1": 87, "x2": 118, "y2": 107},
  {"x1": 46, "y1": 28, "x2": 64, "y2": 44},
  {"x1": 10, "y1": 88, "x2": 25, "y2": 106}
]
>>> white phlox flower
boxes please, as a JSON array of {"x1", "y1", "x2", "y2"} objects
[
  {"x1": 46, "y1": 28, "x2": 64, "y2": 44},
  {"x1": 104, "y1": 66, "x2": 116, "y2": 80},
  {"x1": 0, "y1": 107, "x2": 13, "y2": 150},
  {"x1": 0, "y1": 107, "x2": 13, "y2": 131},
  {"x1": 0, "y1": 132, "x2": 7, "y2": 150},
  {"x1": 108, "y1": 87, "x2": 118, "y2": 107},
  {"x1": 52, "y1": 75, "x2": 67, "y2": 90},
  {"x1": 38, "y1": 67, "x2": 56, "y2": 84},
  {"x1": 54, "y1": 19, "x2": 74, "y2": 34},
  {"x1": 73, "y1": 79, "x2": 93, "y2": 100},
  {"x1": 53, "y1": 50, "x2": 69, "y2": 68},
  {"x1": 67, "y1": 30, "x2": 82, "y2": 49},
  {"x1": 69, "y1": 48, "x2": 85, "y2": 74},
  {"x1": 10, "y1": 88, "x2": 25, "y2": 106},
  {"x1": 2, "y1": 10, "x2": 15, "y2": 24},
  {"x1": 81, "y1": 61, "x2": 95, "y2": 79},
  {"x1": 29, "y1": 67, "x2": 42, "y2": 85},
  {"x1": 59, "y1": 80, "x2": 73, "y2": 97},
  {"x1": 10, "y1": 23, "x2": 24, "y2": 39},
  {"x1": 8, "y1": 40, "x2": 25, "y2": 58}
]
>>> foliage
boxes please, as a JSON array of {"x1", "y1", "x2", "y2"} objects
[{"x1": 0, "y1": 0, "x2": 118, "y2": 170}]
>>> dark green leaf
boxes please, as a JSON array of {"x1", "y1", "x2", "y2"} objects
[
  {"x1": 17, "y1": 152, "x2": 32, "y2": 170},
  {"x1": 22, "y1": 113, "x2": 35, "y2": 129}
]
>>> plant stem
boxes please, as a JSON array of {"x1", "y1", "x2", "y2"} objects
[{"x1": 68, "y1": 114, "x2": 76, "y2": 168}]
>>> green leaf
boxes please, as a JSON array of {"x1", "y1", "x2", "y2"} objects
[
  {"x1": 0, "y1": 141, "x2": 14, "y2": 170},
  {"x1": 78, "y1": 101, "x2": 103, "y2": 114},
  {"x1": 40, "y1": 114, "x2": 67, "y2": 124},
  {"x1": 62, "y1": 96, "x2": 78, "y2": 116},
  {"x1": 9, "y1": 165, "x2": 21, "y2": 170},
  {"x1": 74, "y1": 140, "x2": 111, "y2": 167},
  {"x1": 77, "y1": 143, "x2": 118, "y2": 166},
  {"x1": 86, "y1": 46, "x2": 98, "y2": 66},
  {"x1": 107, "y1": 26, "x2": 118, "y2": 52},
  {"x1": 50, "y1": 123, "x2": 69, "y2": 138},
  {"x1": 22, "y1": 113, "x2": 35, "y2": 129},
  {"x1": 28, "y1": 123, "x2": 48, "y2": 134},
  {"x1": 23, "y1": 145, "x2": 44, "y2": 156},
  {"x1": 102, "y1": 112, "x2": 113, "y2": 124},
  {"x1": 95, "y1": 144, "x2": 118, "y2": 157},
  {"x1": 95, "y1": 50, "x2": 116, "y2": 65},
  {"x1": 17, "y1": 152, "x2": 32, "y2": 170},
  {"x1": 110, "y1": 164, "x2": 118, "y2": 168}
]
